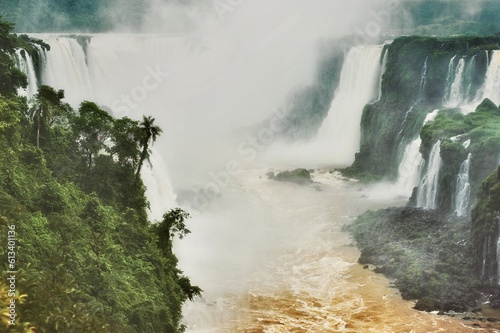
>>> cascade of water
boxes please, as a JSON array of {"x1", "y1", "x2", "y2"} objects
[
  {"x1": 376, "y1": 49, "x2": 389, "y2": 102},
  {"x1": 483, "y1": 237, "x2": 488, "y2": 279},
  {"x1": 443, "y1": 55, "x2": 457, "y2": 102},
  {"x1": 478, "y1": 50, "x2": 500, "y2": 105},
  {"x1": 423, "y1": 109, "x2": 440, "y2": 124},
  {"x1": 454, "y1": 153, "x2": 471, "y2": 217},
  {"x1": 141, "y1": 147, "x2": 178, "y2": 221},
  {"x1": 14, "y1": 49, "x2": 39, "y2": 99},
  {"x1": 394, "y1": 109, "x2": 440, "y2": 194},
  {"x1": 40, "y1": 36, "x2": 93, "y2": 106},
  {"x1": 316, "y1": 45, "x2": 383, "y2": 164},
  {"x1": 416, "y1": 140, "x2": 442, "y2": 209},
  {"x1": 394, "y1": 138, "x2": 424, "y2": 194},
  {"x1": 497, "y1": 215, "x2": 500, "y2": 283},
  {"x1": 396, "y1": 101, "x2": 419, "y2": 139},
  {"x1": 396, "y1": 57, "x2": 430, "y2": 139},
  {"x1": 35, "y1": 35, "x2": 183, "y2": 219},
  {"x1": 419, "y1": 56, "x2": 429, "y2": 97},
  {"x1": 445, "y1": 57, "x2": 466, "y2": 107},
  {"x1": 464, "y1": 54, "x2": 478, "y2": 100}
]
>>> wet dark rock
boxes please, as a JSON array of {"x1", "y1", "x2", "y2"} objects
[
  {"x1": 269, "y1": 168, "x2": 313, "y2": 185},
  {"x1": 373, "y1": 265, "x2": 396, "y2": 275},
  {"x1": 415, "y1": 297, "x2": 440, "y2": 312},
  {"x1": 347, "y1": 207, "x2": 480, "y2": 313},
  {"x1": 490, "y1": 300, "x2": 500, "y2": 309}
]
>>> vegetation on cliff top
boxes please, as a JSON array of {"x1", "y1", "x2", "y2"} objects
[
  {"x1": 416, "y1": 99, "x2": 500, "y2": 213},
  {"x1": 347, "y1": 34, "x2": 496, "y2": 182},
  {"x1": 0, "y1": 17, "x2": 199, "y2": 333}
]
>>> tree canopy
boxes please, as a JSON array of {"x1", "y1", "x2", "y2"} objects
[{"x1": 0, "y1": 16, "x2": 199, "y2": 333}]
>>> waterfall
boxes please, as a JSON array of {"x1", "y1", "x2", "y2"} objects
[
  {"x1": 497, "y1": 215, "x2": 500, "y2": 284},
  {"x1": 317, "y1": 45, "x2": 383, "y2": 164},
  {"x1": 376, "y1": 49, "x2": 388, "y2": 102},
  {"x1": 14, "y1": 49, "x2": 39, "y2": 99},
  {"x1": 396, "y1": 101, "x2": 418, "y2": 139},
  {"x1": 394, "y1": 109, "x2": 440, "y2": 194},
  {"x1": 478, "y1": 50, "x2": 500, "y2": 105},
  {"x1": 419, "y1": 56, "x2": 429, "y2": 97},
  {"x1": 445, "y1": 57, "x2": 466, "y2": 107},
  {"x1": 396, "y1": 57, "x2": 430, "y2": 139},
  {"x1": 416, "y1": 140, "x2": 442, "y2": 210},
  {"x1": 394, "y1": 138, "x2": 424, "y2": 194},
  {"x1": 464, "y1": 54, "x2": 478, "y2": 100},
  {"x1": 141, "y1": 147, "x2": 177, "y2": 221},
  {"x1": 482, "y1": 238, "x2": 488, "y2": 279},
  {"x1": 423, "y1": 109, "x2": 440, "y2": 124},
  {"x1": 40, "y1": 36, "x2": 94, "y2": 106},
  {"x1": 443, "y1": 55, "x2": 457, "y2": 102},
  {"x1": 34, "y1": 35, "x2": 182, "y2": 219},
  {"x1": 454, "y1": 153, "x2": 471, "y2": 217}
]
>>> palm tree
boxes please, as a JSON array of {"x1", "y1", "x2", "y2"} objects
[
  {"x1": 135, "y1": 115, "x2": 163, "y2": 181},
  {"x1": 29, "y1": 85, "x2": 67, "y2": 148}
]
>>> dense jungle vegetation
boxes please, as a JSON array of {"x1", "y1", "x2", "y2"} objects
[{"x1": 0, "y1": 17, "x2": 200, "y2": 333}]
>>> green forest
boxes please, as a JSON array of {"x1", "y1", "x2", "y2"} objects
[{"x1": 0, "y1": 17, "x2": 200, "y2": 333}]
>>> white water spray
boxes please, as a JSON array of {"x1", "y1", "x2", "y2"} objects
[
  {"x1": 419, "y1": 56, "x2": 429, "y2": 97},
  {"x1": 392, "y1": 110, "x2": 440, "y2": 196},
  {"x1": 41, "y1": 37, "x2": 93, "y2": 106},
  {"x1": 394, "y1": 138, "x2": 424, "y2": 195},
  {"x1": 478, "y1": 50, "x2": 500, "y2": 105},
  {"x1": 317, "y1": 45, "x2": 383, "y2": 150},
  {"x1": 443, "y1": 55, "x2": 457, "y2": 100},
  {"x1": 416, "y1": 140, "x2": 442, "y2": 210},
  {"x1": 376, "y1": 49, "x2": 388, "y2": 102},
  {"x1": 396, "y1": 57, "x2": 431, "y2": 139},
  {"x1": 14, "y1": 49, "x2": 39, "y2": 99},
  {"x1": 454, "y1": 152, "x2": 471, "y2": 217},
  {"x1": 445, "y1": 57, "x2": 466, "y2": 107},
  {"x1": 141, "y1": 147, "x2": 177, "y2": 221},
  {"x1": 263, "y1": 45, "x2": 382, "y2": 167}
]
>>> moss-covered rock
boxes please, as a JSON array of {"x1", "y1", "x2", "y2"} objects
[
  {"x1": 436, "y1": 139, "x2": 468, "y2": 213},
  {"x1": 471, "y1": 165, "x2": 500, "y2": 282},
  {"x1": 268, "y1": 168, "x2": 313, "y2": 185},
  {"x1": 350, "y1": 35, "x2": 496, "y2": 182},
  {"x1": 346, "y1": 207, "x2": 481, "y2": 312}
]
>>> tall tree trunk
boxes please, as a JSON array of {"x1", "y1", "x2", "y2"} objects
[
  {"x1": 135, "y1": 144, "x2": 148, "y2": 183},
  {"x1": 36, "y1": 115, "x2": 40, "y2": 148}
]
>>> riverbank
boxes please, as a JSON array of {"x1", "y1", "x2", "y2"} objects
[
  {"x1": 346, "y1": 205, "x2": 500, "y2": 330},
  {"x1": 177, "y1": 168, "x2": 493, "y2": 331}
]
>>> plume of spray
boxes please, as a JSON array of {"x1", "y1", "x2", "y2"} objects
[{"x1": 122, "y1": 0, "x2": 388, "y2": 189}]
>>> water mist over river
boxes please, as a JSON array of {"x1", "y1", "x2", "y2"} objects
[
  {"x1": 176, "y1": 167, "x2": 479, "y2": 332},
  {"x1": 15, "y1": 1, "x2": 500, "y2": 331}
]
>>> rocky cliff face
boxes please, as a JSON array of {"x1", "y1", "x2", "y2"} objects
[
  {"x1": 346, "y1": 36, "x2": 500, "y2": 216},
  {"x1": 472, "y1": 166, "x2": 500, "y2": 282}
]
